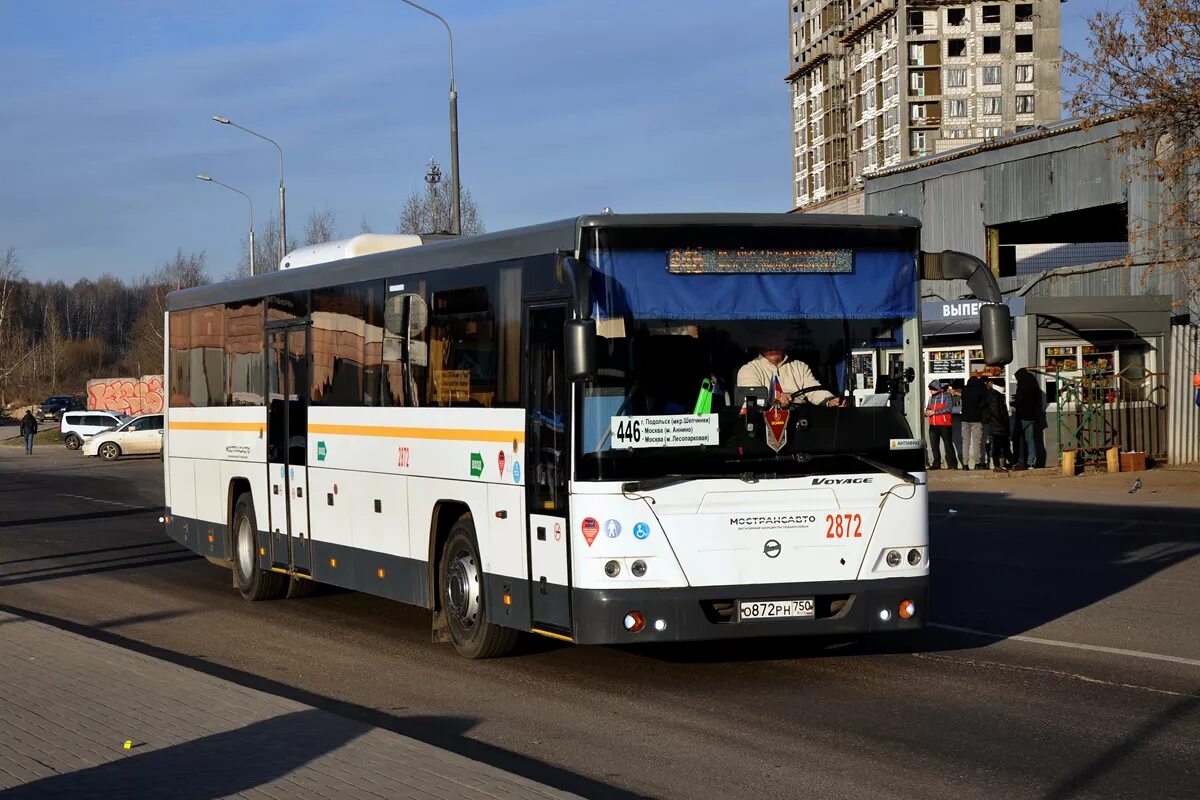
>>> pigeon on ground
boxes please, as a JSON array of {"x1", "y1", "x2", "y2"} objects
[{"x1": 1129, "y1": 478, "x2": 1142, "y2": 494}]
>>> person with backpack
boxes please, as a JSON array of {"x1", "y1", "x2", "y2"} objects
[
  {"x1": 981, "y1": 378, "x2": 1010, "y2": 472},
  {"x1": 925, "y1": 380, "x2": 957, "y2": 470},
  {"x1": 19, "y1": 410, "x2": 38, "y2": 455}
]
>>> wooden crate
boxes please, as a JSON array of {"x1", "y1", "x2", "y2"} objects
[{"x1": 1120, "y1": 451, "x2": 1147, "y2": 472}]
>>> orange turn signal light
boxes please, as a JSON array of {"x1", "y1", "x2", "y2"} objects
[{"x1": 898, "y1": 599, "x2": 916, "y2": 620}]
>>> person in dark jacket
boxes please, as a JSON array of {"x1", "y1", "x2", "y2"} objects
[
  {"x1": 19, "y1": 410, "x2": 38, "y2": 455},
  {"x1": 981, "y1": 378, "x2": 1010, "y2": 472},
  {"x1": 960, "y1": 374, "x2": 988, "y2": 470},
  {"x1": 1012, "y1": 368, "x2": 1043, "y2": 470}
]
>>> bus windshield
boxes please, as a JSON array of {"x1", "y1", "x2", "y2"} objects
[
  {"x1": 576, "y1": 316, "x2": 917, "y2": 482},
  {"x1": 573, "y1": 224, "x2": 921, "y2": 483}
]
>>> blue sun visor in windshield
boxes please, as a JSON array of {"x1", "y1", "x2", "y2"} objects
[{"x1": 590, "y1": 247, "x2": 916, "y2": 320}]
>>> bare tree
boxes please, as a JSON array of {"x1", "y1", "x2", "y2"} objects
[
  {"x1": 303, "y1": 208, "x2": 338, "y2": 246},
  {"x1": 233, "y1": 216, "x2": 299, "y2": 277},
  {"x1": 0, "y1": 247, "x2": 28, "y2": 406},
  {"x1": 1065, "y1": 0, "x2": 1200, "y2": 307},
  {"x1": 131, "y1": 249, "x2": 210, "y2": 365},
  {"x1": 397, "y1": 158, "x2": 485, "y2": 237},
  {"x1": 0, "y1": 246, "x2": 21, "y2": 347},
  {"x1": 42, "y1": 305, "x2": 65, "y2": 392}
]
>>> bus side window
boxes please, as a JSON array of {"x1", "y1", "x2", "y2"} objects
[{"x1": 428, "y1": 286, "x2": 496, "y2": 408}]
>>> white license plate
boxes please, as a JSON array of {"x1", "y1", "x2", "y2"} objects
[{"x1": 737, "y1": 598, "x2": 815, "y2": 621}]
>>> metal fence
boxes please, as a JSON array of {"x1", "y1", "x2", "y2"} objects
[{"x1": 1053, "y1": 367, "x2": 1169, "y2": 463}]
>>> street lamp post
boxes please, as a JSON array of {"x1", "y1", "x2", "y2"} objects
[
  {"x1": 211, "y1": 115, "x2": 287, "y2": 262},
  {"x1": 197, "y1": 174, "x2": 255, "y2": 276},
  {"x1": 399, "y1": 0, "x2": 461, "y2": 236}
]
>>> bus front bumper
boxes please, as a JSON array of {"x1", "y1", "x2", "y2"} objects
[{"x1": 569, "y1": 575, "x2": 928, "y2": 645}]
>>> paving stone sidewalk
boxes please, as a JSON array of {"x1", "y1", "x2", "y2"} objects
[{"x1": 0, "y1": 611, "x2": 580, "y2": 799}]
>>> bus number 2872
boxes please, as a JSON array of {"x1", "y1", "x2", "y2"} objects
[{"x1": 825, "y1": 513, "x2": 862, "y2": 538}]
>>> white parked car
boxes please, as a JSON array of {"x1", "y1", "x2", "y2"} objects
[
  {"x1": 59, "y1": 410, "x2": 131, "y2": 450},
  {"x1": 83, "y1": 414, "x2": 165, "y2": 460}
]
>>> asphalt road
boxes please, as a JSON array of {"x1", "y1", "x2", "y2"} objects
[{"x1": 1, "y1": 448, "x2": 1197, "y2": 799}]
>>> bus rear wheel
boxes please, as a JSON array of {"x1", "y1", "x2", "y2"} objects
[
  {"x1": 232, "y1": 494, "x2": 286, "y2": 601},
  {"x1": 440, "y1": 514, "x2": 518, "y2": 659}
]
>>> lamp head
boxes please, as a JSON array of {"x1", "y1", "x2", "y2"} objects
[
  {"x1": 211, "y1": 115, "x2": 231, "y2": 124},
  {"x1": 196, "y1": 174, "x2": 212, "y2": 181}
]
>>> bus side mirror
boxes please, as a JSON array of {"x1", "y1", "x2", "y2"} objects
[
  {"x1": 565, "y1": 319, "x2": 597, "y2": 381},
  {"x1": 980, "y1": 303, "x2": 1013, "y2": 366}
]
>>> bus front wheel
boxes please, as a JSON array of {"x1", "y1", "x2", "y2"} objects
[
  {"x1": 232, "y1": 494, "x2": 286, "y2": 601},
  {"x1": 440, "y1": 514, "x2": 519, "y2": 659}
]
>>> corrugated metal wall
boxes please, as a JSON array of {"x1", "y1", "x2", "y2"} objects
[
  {"x1": 1167, "y1": 323, "x2": 1200, "y2": 465},
  {"x1": 924, "y1": 170, "x2": 986, "y2": 256}
]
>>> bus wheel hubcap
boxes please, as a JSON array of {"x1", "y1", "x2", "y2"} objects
[
  {"x1": 237, "y1": 516, "x2": 254, "y2": 577},
  {"x1": 446, "y1": 556, "x2": 480, "y2": 629}
]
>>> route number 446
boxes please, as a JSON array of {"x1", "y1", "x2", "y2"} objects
[
  {"x1": 825, "y1": 513, "x2": 863, "y2": 538},
  {"x1": 615, "y1": 419, "x2": 642, "y2": 444}
]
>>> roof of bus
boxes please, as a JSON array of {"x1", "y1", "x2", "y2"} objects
[{"x1": 166, "y1": 212, "x2": 921, "y2": 311}]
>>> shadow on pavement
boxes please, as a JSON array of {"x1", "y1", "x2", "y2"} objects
[
  {"x1": 1044, "y1": 691, "x2": 1200, "y2": 799},
  {"x1": 622, "y1": 494, "x2": 1199, "y2": 665},
  {"x1": 0, "y1": 506, "x2": 158, "y2": 529},
  {"x1": 0, "y1": 540, "x2": 170, "y2": 567},
  {"x1": 0, "y1": 549, "x2": 198, "y2": 589},
  {"x1": 0, "y1": 605, "x2": 651, "y2": 800},
  {"x1": 92, "y1": 608, "x2": 197, "y2": 631},
  {"x1": 0, "y1": 709, "x2": 465, "y2": 799}
]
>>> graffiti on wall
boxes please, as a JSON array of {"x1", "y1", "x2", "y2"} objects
[{"x1": 87, "y1": 376, "x2": 165, "y2": 416}]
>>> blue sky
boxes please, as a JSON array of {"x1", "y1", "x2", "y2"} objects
[{"x1": 0, "y1": 0, "x2": 1129, "y2": 283}]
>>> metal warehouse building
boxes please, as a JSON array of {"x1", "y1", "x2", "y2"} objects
[{"x1": 807, "y1": 116, "x2": 1200, "y2": 465}]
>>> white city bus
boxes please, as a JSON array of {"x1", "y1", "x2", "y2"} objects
[{"x1": 162, "y1": 214, "x2": 1005, "y2": 658}]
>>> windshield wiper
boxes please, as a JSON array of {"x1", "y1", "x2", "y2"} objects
[
  {"x1": 622, "y1": 472, "x2": 765, "y2": 494},
  {"x1": 729, "y1": 452, "x2": 921, "y2": 486}
]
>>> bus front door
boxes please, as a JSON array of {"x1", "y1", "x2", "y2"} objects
[
  {"x1": 266, "y1": 325, "x2": 313, "y2": 575},
  {"x1": 525, "y1": 304, "x2": 571, "y2": 633}
]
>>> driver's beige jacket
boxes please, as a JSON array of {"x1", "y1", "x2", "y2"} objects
[{"x1": 736, "y1": 355, "x2": 834, "y2": 405}]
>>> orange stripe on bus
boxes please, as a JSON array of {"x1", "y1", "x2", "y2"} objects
[
  {"x1": 168, "y1": 421, "x2": 262, "y2": 432},
  {"x1": 308, "y1": 423, "x2": 525, "y2": 443}
]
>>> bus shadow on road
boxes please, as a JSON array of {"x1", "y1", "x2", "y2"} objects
[{"x1": 617, "y1": 494, "x2": 1200, "y2": 665}]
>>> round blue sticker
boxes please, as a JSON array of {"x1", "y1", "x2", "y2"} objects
[
  {"x1": 604, "y1": 519, "x2": 622, "y2": 539},
  {"x1": 512, "y1": 461, "x2": 521, "y2": 483},
  {"x1": 633, "y1": 522, "x2": 651, "y2": 540}
]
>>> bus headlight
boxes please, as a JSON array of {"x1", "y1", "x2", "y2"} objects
[
  {"x1": 604, "y1": 560, "x2": 621, "y2": 578},
  {"x1": 885, "y1": 550, "x2": 902, "y2": 567},
  {"x1": 907, "y1": 548, "x2": 922, "y2": 566},
  {"x1": 631, "y1": 559, "x2": 647, "y2": 578}
]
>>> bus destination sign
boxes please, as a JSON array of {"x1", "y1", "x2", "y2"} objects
[{"x1": 667, "y1": 248, "x2": 853, "y2": 274}]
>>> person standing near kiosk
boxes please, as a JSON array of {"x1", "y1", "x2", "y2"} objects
[{"x1": 925, "y1": 380, "x2": 957, "y2": 470}]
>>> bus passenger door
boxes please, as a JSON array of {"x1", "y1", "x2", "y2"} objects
[
  {"x1": 525, "y1": 304, "x2": 571, "y2": 633},
  {"x1": 266, "y1": 325, "x2": 313, "y2": 575}
]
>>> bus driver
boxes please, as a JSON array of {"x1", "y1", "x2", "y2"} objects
[{"x1": 737, "y1": 343, "x2": 846, "y2": 408}]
